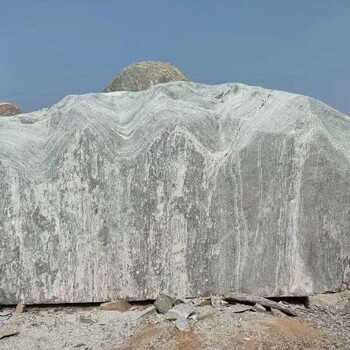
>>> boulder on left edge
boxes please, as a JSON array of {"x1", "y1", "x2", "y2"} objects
[{"x1": 0, "y1": 102, "x2": 21, "y2": 116}]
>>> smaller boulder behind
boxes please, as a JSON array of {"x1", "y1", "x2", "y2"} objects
[{"x1": 0, "y1": 102, "x2": 21, "y2": 116}]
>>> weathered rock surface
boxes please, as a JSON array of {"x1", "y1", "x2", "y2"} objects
[
  {"x1": 0, "y1": 102, "x2": 21, "y2": 116},
  {"x1": 155, "y1": 294, "x2": 175, "y2": 314},
  {"x1": 103, "y1": 61, "x2": 190, "y2": 92},
  {"x1": 0, "y1": 81, "x2": 349, "y2": 304}
]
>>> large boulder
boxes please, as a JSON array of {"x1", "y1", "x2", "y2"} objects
[
  {"x1": 0, "y1": 102, "x2": 21, "y2": 116},
  {"x1": 103, "y1": 61, "x2": 190, "y2": 92},
  {"x1": 0, "y1": 82, "x2": 349, "y2": 304}
]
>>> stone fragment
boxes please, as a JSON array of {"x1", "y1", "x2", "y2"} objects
[
  {"x1": 164, "y1": 304, "x2": 195, "y2": 321},
  {"x1": 154, "y1": 294, "x2": 174, "y2": 314},
  {"x1": 224, "y1": 293, "x2": 297, "y2": 316},
  {"x1": 176, "y1": 297, "x2": 208, "y2": 306},
  {"x1": 136, "y1": 305, "x2": 156, "y2": 319},
  {"x1": 253, "y1": 303, "x2": 266, "y2": 312},
  {"x1": 174, "y1": 298, "x2": 187, "y2": 305},
  {"x1": 199, "y1": 299, "x2": 211, "y2": 307},
  {"x1": 191, "y1": 298, "x2": 205, "y2": 306},
  {"x1": 210, "y1": 296, "x2": 227, "y2": 308},
  {"x1": 175, "y1": 318, "x2": 190, "y2": 331},
  {"x1": 0, "y1": 327, "x2": 19, "y2": 340},
  {"x1": 15, "y1": 302, "x2": 26, "y2": 313},
  {"x1": 271, "y1": 309, "x2": 287, "y2": 317},
  {"x1": 210, "y1": 296, "x2": 221, "y2": 308},
  {"x1": 188, "y1": 313, "x2": 198, "y2": 322},
  {"x1": 100, "y1": 300, "x2": 132, "y2": 312}
]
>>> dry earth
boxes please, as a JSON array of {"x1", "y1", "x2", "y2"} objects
[{"x1": 1, "y1": 292, "x2": 349, "y2": 350}]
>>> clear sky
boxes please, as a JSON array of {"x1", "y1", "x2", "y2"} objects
[{"x1": 1, "y1": 0, "x2": 349, "y2": 115}]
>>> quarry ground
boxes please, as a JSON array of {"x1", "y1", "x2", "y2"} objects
[{"x1": 0, "y1": 291, "x2": 349, "y2": 350}]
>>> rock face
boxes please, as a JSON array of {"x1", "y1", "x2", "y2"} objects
[
  {"x1": 0, "y1": 82, "x2": 349, "y2": 304},
  {"x1": 103, "y1": 61, "x2": 190, "y2": 92},
  {"x1": 0, "y1": 102, "x2": 21, "y2": 116}
]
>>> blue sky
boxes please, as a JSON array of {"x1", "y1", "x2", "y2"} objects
[{"x1": 1, "y1": 0, "x2": 349, "y2": 115}]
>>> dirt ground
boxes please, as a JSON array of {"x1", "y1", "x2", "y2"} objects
[{"x1": 1, "y1": 291, "x2": 349, "y2": 350}]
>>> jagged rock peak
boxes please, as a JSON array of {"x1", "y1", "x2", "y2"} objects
[{"x1": 103, "y1": 61, "x2": 190, "y2": 92}]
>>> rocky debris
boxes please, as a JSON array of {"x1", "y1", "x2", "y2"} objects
[
  {"x1": 174, "y1": 297, "x2": 209, "y2": 306},
  {"x1": 119, "y1": 293, "x2": 349, "y2": 350},
  {"x1": 174, "y1": 318, "x2": 191, "y2": 331},
  {"x1": 307, "y1": 291, "x2": 350, "y2": 317},
  {"x1": 103, "y1": 61, "x2": 190, "y2": 92},
  {"x1": 0, "y1": 327, "x2": 19, "y2": 340},
  {"x1": 164, "y1": 304, "x2": 195, "y2": 321},
  {"x1": 190, "y1": 298, "x2": 207, "y2": 307},
  {"x1": 136, "y1": 305, "x2": 156, "y2": 319},
  {"x1": 150, "y1": 292, "x2": 299, "y2": 332},
  {"x1": 0, "y1": 102, "x2": 21, "y2": 116},
  {"x1": 271, "y1": 308, "x2": 287, "y2": 317},
  {"x1": 99, "y1": 300, "x2": 132, "y2": 312},
  {"x1": 1, "y1": 82, "x2": 350, "y2": 304},
  {"x1": 295, "y1": 292, "x2": 350, "y2": 349},
  {"x1": 224, "y1": 293, "x2": 298, "y2": 316},
  {"x1": 154, "y1": 294, "x2": 175, "y2": 314},
  {"x1": 15, "y1": 303, "x2": 26, "y2": 314},
  {"x1": 253, "y1": 303, "x2": 267, "y2": 312},
  {"x1": 1, "y1": 292, "x2": 349, "y2": 349},
  {"x1": 163, "y1": 304, "x2": 196, "y2": 332},
  {"x1": 210, "y1": 295, "x2": 228, "y2": 308}
]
